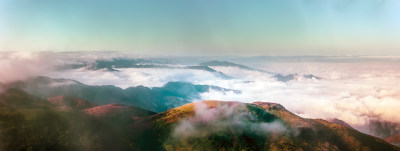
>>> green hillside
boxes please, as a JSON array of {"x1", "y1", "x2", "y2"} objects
[
  {"x1": 0, "y1": 87, "x2": 398, "y2": 151},
  {"x1": 150, "y1": 101, "x2": 400, "y2": 151}
]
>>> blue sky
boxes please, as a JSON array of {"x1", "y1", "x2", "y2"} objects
[{"x1": 0, "y1": 0, "x2": 399, "y2": 55}]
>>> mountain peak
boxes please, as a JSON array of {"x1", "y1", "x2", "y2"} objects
[
  {"x1": 326, "y1": 118, "x2": 353, "y2": 129},
  {"x1": 253, "y1": 101, "x2": 286, "y2": 111},
  {"x1": 150, "y1": 100, "x2": 399, "y2": 151}
]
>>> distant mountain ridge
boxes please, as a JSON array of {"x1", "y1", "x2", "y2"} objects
[
  {"x1": 199, "y1": 60, "x2": 271, "y2": 73},
  {"x1": 64, "y1": 59, "x2": 233, "y2": 79},
  {"x1": 62, "y1": 58, "x2": 320, "y2": 82},
  {"x1": 200, "y1": 60, "x2": 321, "y2": 82}
]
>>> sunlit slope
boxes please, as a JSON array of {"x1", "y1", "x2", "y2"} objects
[
  {"x1": 10, "y1": 76, "x2": 239, "y2": 112},
  {"x1": 150, "y1": 100, "x2": 399, "y2": 151},
  {"x1": 0, "y1": 86, "x2": 398, "y2": 151}
]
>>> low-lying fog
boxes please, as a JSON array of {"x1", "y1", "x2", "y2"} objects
[{"x1": 1, "y1": 51, "x2": 400, "y2": 138}]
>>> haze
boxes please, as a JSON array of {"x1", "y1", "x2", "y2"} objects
[{"x1": 1, "y1": 0, "x2": 400, "y2": 55}]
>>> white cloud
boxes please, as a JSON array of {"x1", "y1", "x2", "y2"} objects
[
  {"x1": 197, "y1": 63, "x2": 400, "y2": 136},
  {"x1": 7, "y1": 52, "x2": 397, "y2": 137},
  {"x1": 0, "y1": 52, "x2": 60, "y2": 83},
  {"x1": 47, "y1": 67, "x2": 228, "y2": 88}
]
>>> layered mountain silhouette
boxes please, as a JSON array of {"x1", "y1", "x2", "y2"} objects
[
  {"x1": 63, "y1": 58, "x2": 320, "y2": 82},
  {"x1": 64, "y1": 59, "x2": 233, "y2": 79},
  {"x1": 0, "y1": 87, "x2": 397, "y2": 151},
  {"x1": 199, "y1": 60, "x2": 321, "y2": 82},
  {"x1": 199, "y1": 60, "x2": 270, "y2": 73},
  {"x1": 9, "y1": 76, "x2": 240, "y2": 112},
  {"x1": 274, "y1": 73, "x2": 321, "y2": 82}
]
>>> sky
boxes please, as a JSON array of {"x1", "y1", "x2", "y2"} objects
[{"x1": 1, "y1": 0, "x2": 400, "y2": 55}]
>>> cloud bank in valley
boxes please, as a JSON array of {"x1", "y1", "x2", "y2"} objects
[
  {"x1": 198, "y1": 64, "x2": 400, "y2": 137},
  {"x1": 1, "y1": 52, "x2": 399, "y2": 137},
  {"x1": 48, "y1": 68, "x2": 224, "y2": 89},
  {"x1": 45, "y1": 54, "x2": 400, "y2": 137}
]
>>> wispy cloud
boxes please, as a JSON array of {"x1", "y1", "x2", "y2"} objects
[
  {"x1": 0, "y1": 52, "x2": 59, "y2": 83},
  {"x1": 47, "y1": 67, "x2": 229, "y2": 88},
  {"x1": 171, "y1": 101, "x2": 288, "y2": 140},
  {"x1": 3, "y1": 51, "x2": 399, "y2": 137},
  {"x1": 198, "y1": 63, "x2": 400, "y2": 137}
]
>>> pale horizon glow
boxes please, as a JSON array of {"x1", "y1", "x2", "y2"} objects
[{"x1": 1, "y1": 0, "x2": 400, "y2": 55}]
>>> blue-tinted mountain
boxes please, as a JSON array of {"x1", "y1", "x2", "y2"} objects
[
  {"x1": 10, "y1": 76, "x2": 240, "y2": 112},
  {"x1": 88, "y1": 59, "x2": 171, "y2": 71},
  {"x1": 200, "y1": 60, "x2": 270, "y2": 73},
  {"x1": 274, "y1": 74, "x2": 296, "y2": 82},
  {"x1": 184, "y1": 65, "x2": 233, "y2": 79},
  {"x1": 62, "y1": 59, "x2": 233, "y2": 79},
  {"x1": 274, "y1": 74, "x2": 321, "y2": 82},
  {"x1": 200, "y1": 60, "x2": 321, "y2": 82}
]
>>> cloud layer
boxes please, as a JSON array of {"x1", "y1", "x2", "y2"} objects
[
  {"x1": 47, "y1": 55, "x2": 400, "y2": 137},
  {"x1": 1, "y1": 52, "x2": 399, "y2": 137},
  {"x1": 0, "y1": 52, "x2": 60, "y2": 83},
  {"x1": 198, "y1": 64, "x2": 400, "y2": 137}
]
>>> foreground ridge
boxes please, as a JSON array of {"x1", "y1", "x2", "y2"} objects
[
  {"x1": 0, "y1": 87, "x2": 398, "y2": 151},
  {"x1": 149, "y1": 100, "x2": 400, "y2": 151}
]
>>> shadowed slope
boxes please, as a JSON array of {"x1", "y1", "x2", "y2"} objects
[
  {"x1": 84, "y1": 103, "x2": 155, "y2": 120},
  {"x1": 47, "y1": 95, "x2": 97, "y2": 110},
  {"x1": 0, "y1": 87, "x2": 158, "y2": 151},
  {"x1": 0, "y1": 88, "x2": 51, "y2": 109}
]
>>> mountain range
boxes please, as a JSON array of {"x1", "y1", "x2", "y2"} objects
[
  {"x1": 9, "y1": 76, "x2": 240, "y2": 112},
  {"x1": 63, "y1": 59, "x2": 320, "y2": 82},
  {"x1": 0, "y1": 86, "x2": 398, "y2": 151}
]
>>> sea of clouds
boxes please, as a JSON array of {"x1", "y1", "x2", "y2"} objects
[
  {"x1": 198, "y1": 64, "x2": 400, "y2": 137},
  {"x1": 1, "y1": 51, "x2": 400, "y2": 137}
]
